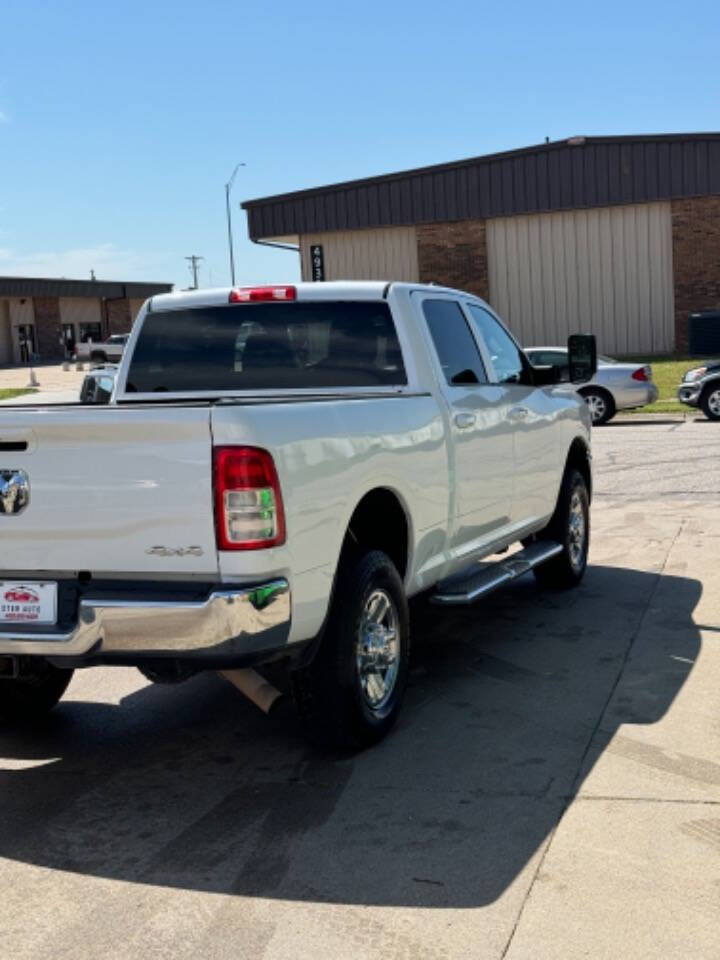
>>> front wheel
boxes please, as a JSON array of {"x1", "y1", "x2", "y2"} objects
[
  {"x1": 0, "y1": 659, "x2": 74, "y2": 723},
  {"x1": 701, "y1": 384, "x2": 720, "y2": 421},
  {"x1": 292, "y1": 550, "x2": 410, "y2": 749},
  {"x1": 534, "y1": 469, "x2": 590, "y2": 590}
]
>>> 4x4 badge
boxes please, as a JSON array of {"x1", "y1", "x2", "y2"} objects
[
  {"x1": 146, "y1": 546, "x2": 204, "y2": 557},
  {"x1": 0, "y1": 470, "x2": 29, "y2": 515}
]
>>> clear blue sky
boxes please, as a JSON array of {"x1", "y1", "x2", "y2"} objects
[{"x1": 1, "y1": 0, "x2": 719, "y2": 290}]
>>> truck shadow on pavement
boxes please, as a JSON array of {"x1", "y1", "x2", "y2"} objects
[{"x1": 0, "y1": 564, "x2": 703, "y2": 908}]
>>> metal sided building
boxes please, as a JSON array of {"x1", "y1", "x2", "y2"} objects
[{"x1": 242, "y1": 133, "x2": 720, "y2": 355}]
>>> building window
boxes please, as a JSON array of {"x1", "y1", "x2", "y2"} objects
[{"x1": 79, "y1": 322, "x2": 103, "y2": 343}]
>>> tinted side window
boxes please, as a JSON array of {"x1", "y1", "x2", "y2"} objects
[
  {"x1": 466, "y1": 305, "x2": 524, "y2": 384},
  {"x1": 422, "y1": 300, "x2": 487, "y2": 386}
]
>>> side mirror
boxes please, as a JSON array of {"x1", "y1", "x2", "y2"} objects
[{"x1": 568, "y1": 334, "x2": 597, "y2": 384}]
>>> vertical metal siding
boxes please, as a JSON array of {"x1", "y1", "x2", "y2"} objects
[
  {"x1": 487, "y1": 202, "x2": 674, "y2": 355},
  {"x1": 300, "y1": 227, "x2": 419, "y2": 283}
]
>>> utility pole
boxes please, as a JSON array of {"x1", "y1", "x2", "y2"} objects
[
  {"x1": 225, "y1": 162, "x2": 245, "y2": 285},
  {"x1": 185, "y1": 255, "x2": 204, "y2": 290}
]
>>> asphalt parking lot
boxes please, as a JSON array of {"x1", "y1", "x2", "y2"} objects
[{"x1": 1, "y1": 417, "x2": 718, "y2": 960}]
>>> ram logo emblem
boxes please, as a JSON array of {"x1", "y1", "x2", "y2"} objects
[{"x1": 0, "y1": 470, "x2": 29, "y2": 516}]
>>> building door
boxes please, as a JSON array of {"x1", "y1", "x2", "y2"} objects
[
  {"x1": 17, "y1": 324, "x2": 36, "y2": 364},
  {"x1": 487, "y1": 202, "x2": 674, "y2": 355},
  {"x1": 0, "y1": 302, "x2": 12, "y2": 365},
  {"x1": 62, "y1": 323, "x2": 76, "y2": 358}
]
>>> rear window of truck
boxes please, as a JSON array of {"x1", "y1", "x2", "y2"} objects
[{"x1": 125, "y1": 302, "x2": 407, "y2": 393}]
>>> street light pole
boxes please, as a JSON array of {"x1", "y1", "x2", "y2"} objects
[{"x1": 225, "y1": 162, "x2": 245, "y2": 286}]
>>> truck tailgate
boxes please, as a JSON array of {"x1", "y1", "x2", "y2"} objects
[{"x1": 0, "y1": 406, "x2": 219, "y2": 576}]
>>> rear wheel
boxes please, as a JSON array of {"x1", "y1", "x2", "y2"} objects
[
  {"x1": 90, "y1": 351, "x2": 107, "y2": 364},
  {"x1": 701, "y1": 384, "x2": 720, "y2": 421},
  {"x1": 534, "y1": 469, "x2": 590, "y2": 590},
  {"x1": 0, "y1": 659, "x2": 74, "y2": 722},
  {"x1": 580, "y1": 388, "x2": 615, "y2": 425},
  {"x1": 292, "y1": 550, "x2": 410, "y2": 749}
]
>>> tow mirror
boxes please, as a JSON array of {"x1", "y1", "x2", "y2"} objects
[{"x1": 568, "y1": 334, "x2": 597, "y2": 384}]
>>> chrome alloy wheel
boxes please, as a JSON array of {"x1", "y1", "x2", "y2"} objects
[
  {"x1": 585, "y1": 393, "x2": 606, "y2": 424},
  {"x1": 356, "y1": 589, "x2": 400, "y2": 711},
  {"x1": 568, "y1": 490, "x2": 587, "y2": 572},
  {"x1": 707, "y1": 388, "x2": 720, "y2": 418}
]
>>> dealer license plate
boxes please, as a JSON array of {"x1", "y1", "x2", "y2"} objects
[{"x1": 0, "y1": 581, "x2": 58, "y2": 625}]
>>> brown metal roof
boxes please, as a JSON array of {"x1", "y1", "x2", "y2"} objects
[
  {"x1": 0, "y1": 277, "x2": 173, "y2": 299},
  {"x1": 242, "y1": 133, "x2": 720, "y2": 239}
]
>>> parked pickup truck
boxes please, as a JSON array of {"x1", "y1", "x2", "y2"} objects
[
  {"x1": 74, "y1": 333, "x2": 129, "y2": 364},
  {"x1": 0, "y1": 282, "x2": 595, "y2": 747}
]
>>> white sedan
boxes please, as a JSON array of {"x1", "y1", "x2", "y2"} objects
[{"x1": 525, "y1": 347, "x2": 659, "y2": 424}]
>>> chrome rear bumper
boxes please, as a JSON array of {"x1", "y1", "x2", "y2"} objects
[{"x1": 0, "y1": 580, "x2": 290, "y2": 660}]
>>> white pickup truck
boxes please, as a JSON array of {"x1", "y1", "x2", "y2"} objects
[
  {"x1": 74, "y1": 333, "x2": 129, "y2": 364},
  {"x1": 0, "y1": 282, "x2": 595, "y2": 747}
]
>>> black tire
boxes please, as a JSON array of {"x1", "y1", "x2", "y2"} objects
[
  {"x1": 580, "y1": 388, "x2": 615, "y2": 425},
  {"x1": 0, "y1": 660, "x2": 73, "y2": 723},
  {"x1": 90, "y1": 351, "x2": 107, "y2": 364},
  {"x1": 291, "y1": 550, "x2": 410, "y2": 749},
  {"x1": 700, "y1": 383, "x2": 720, "y2": 421},
  {"x1": 533, "y1": 469, "x2": 590, "y2": 590}
]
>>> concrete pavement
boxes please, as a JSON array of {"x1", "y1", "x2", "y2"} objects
[
  {"x1": 0, "y1": 362, "x2": 85, "y2": 405},
  {"x1": 0, "y1": 418, "x2": 718, "y2": 959},
  {"x1": 0, "y1": 362, "x2": 86, "y2": 393}
]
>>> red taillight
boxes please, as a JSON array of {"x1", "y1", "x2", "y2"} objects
[
  {"x1": 632, "y1": 366, "x2": 650, "y2": 382},
  {"x1": 213, "y1": 446, "x2": 286, "y2": 551},
  {"x1": 229, "y1": 285, "x2": 296, "y2": 303}
]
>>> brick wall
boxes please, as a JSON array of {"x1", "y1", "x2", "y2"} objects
[
  {"x1": 106, "y1": 298, "x2": 132, "y2": 335},
  {"x1": 416, "y1": 219, "x2": 489, "y2": 300},
  {"x1": 32, "y1": 297, "x2": 63, "y2": 360},
  {"x1": 672, "y1": 196, "x2": 720, "y2": 352}
]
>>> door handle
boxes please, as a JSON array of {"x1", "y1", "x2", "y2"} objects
[
  {"x1": 453, "y1": 412, "x2": 476, "y2": 429},
  {"x1": 508, "y1": 406, "x2": 529, "y2": 421}
]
